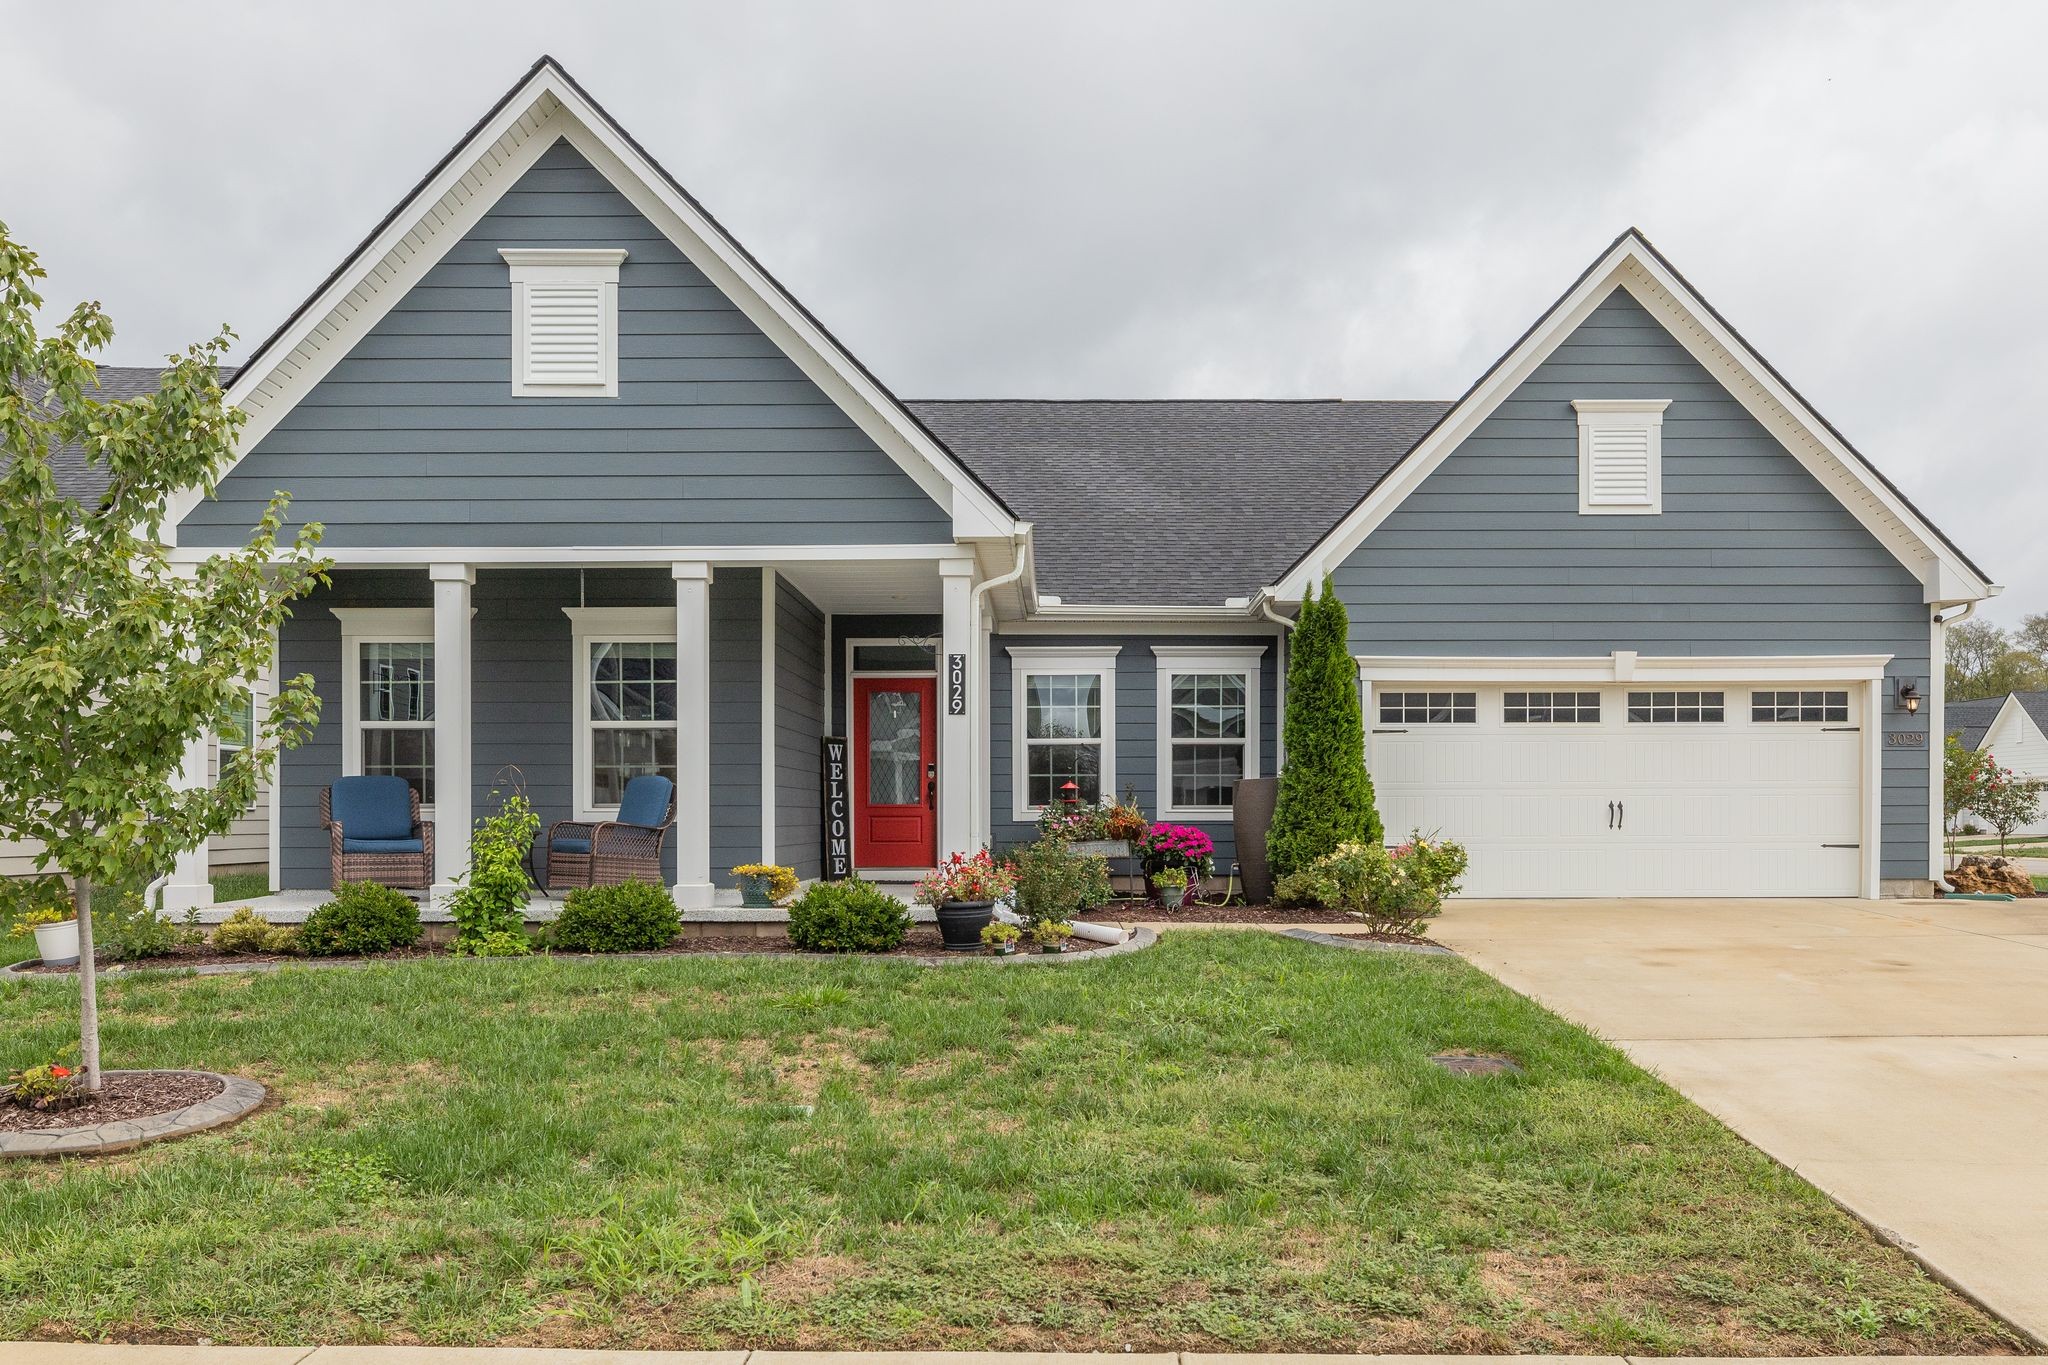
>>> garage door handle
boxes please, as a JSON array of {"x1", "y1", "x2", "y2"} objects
[
  {"x1": 1607, "y1": 800, "x2": 1615, "y2": 829},
  {"x1": 1616, "y1": 801, "x2": 1624, "y2": 829}
]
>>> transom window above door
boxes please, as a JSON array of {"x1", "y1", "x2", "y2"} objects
[
  {"x1": 1007, "y1": 646, "x2": 1119, "y2": 818},
  {"x1": 1627, "y1": 690, "x2": 1725, "y2": 723},
  {"x1": 1751, "y1": 690, "x2": 1850, "y2": 723},
  {"x1": 1153, "y1": 646, "x2": 1264, "y2": 818},
  {"x1": 1503, "y1": 691, "x2": 1600, "y2": 723},
  {"x1": 1379, "y1": 691, "x2": 1476, "y2": 724}
]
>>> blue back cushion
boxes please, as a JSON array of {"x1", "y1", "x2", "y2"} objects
[
  {"x1": 330, "y1": 776, "x2": 415, "y2": 840},
  {"x1": 616, "y1": 774, "x2": 674, "y2": 828}
]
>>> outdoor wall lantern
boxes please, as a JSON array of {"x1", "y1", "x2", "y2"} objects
[{"x1": 1896, "y1": 679, "x2": 1921, "y2": 714}]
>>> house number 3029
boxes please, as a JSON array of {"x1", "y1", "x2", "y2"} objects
[
  {"x1": 947, "y1": 653, "x2": 967, "y2": 715},
  {"x1": 1884, "y1": 731, "x2": 1926, "y2": 749}
]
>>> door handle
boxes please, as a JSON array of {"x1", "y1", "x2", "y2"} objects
[
  {"x1": 1607, "y1": 800, "x2": 1614, "y2": 829},
  {"x1": 926, "y1": 762, "x2": 937, "y2": 811},
  {"x1": 1617, "y1": 801, "x2": 1624, "y2": 830}
]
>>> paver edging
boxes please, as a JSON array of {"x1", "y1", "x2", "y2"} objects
[
  {"x1": 0, "y1": 1070, "x2": 265, "y2": 1159},
  {"x1": 1280, "y1": 927, "x2": 1459, "y2": 957},
  {"x1": 0, "y1": 928, "x2": 1156, "y2": 983}
]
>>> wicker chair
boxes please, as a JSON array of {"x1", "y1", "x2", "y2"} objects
[
  {"x1": 546, "y1": 774, "x2": 676, "y2": 890},
  {"x1": 322, "y1": 776, "x2": 434, "y2": 890}
]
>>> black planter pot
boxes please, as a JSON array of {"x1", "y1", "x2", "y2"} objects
[
  {"x1": 1233, "y1": 776, "x2": 1279, "y2": 904},
  {"x1": 935, "y1": 900, "x2": 995, "y2": 951}
]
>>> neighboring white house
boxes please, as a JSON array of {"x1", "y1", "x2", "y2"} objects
[{"x1": 1947, "y1": 691, "x2": 2048, "y2": 838}]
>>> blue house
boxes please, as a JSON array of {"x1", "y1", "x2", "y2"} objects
[{"x1": 127, "y1": 57, "x2": 1990, "y2": 905}]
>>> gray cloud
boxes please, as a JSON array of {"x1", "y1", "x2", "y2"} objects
[{"x1": 6, "y1": 0, "x2": 2041, "y2": 615}]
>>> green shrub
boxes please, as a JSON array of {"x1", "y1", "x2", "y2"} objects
[
  {"x1": 211, "y1": 906, "x2": 274, "y2": 954},
  {"x1": 787, "y1": 878, "x2": 909, "y2": 953},
  {"x1": 1273, "y1": 833, "x2": 1469, "y2": 936},
  {"x1": 262, "y1": 923, "x2": 305, "y2": 956},
  {"x1": 1269, "y1": 578, "x2": 1382, "y2": 879},
  {"x1": 303, "y1": 881, "x2": 422, "y2": 956},
  {"x1": 1009, "y1": 835, "x2": 1110, "y2": 930},
  {"x1": 552, "y1": 879, "x2": 680, "y2": 953},
  {"x1": 96, "y1": 887, "x2": 186, "y2": 961},
  {"x1": 446, "y1": 789, "x2": 540, "y2": 955}
]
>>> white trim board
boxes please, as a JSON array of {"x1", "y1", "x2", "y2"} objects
[
  {"x1": 1273, "y1": 231, "x2": 1995, "y2": 609},
  {"x1": 173, "y1": 58, "x2": 1017, "y2": 545},
  {"x1": 167, "y1": 543, "x2": 977, "y2": 569},
  {"x1": 1353, "y1": 652, "x2": 1894, "y2": 685}
]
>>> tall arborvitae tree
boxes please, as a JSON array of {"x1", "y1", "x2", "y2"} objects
[
  {"x1": 1266, "y1": 578, "x2": 1381, "y2": 879},
  {"x1": 0, "y1": 220, "x2": 327, "y2": 1090}
]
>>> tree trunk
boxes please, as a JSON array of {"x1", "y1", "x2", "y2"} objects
[{"x1": 74, "y1": 875, "x2": 101, "y2": 1093}]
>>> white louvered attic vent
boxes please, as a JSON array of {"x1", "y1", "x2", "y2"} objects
[
  {"x1": 500, "y1": 248, "x2": 627, "y2": 397},
  {"x1": 1573, "y1": 398, "x2": 1669, "y2": 515}
]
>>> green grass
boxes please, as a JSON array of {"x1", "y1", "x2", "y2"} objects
[
  {"x1": 0, "y1": 934, "x2": 2012, "y2": 1353},
  {"x1": 210, "y1": 872, "x2": 271, "y2": 903}
]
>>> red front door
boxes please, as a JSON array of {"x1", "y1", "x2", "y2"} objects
[{"x1": 853, "y1": 675, "x2": 938, "y2": 868}]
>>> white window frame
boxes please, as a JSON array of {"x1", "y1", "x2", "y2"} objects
[
  {"x1": 1573, "y1": 398, "x2": 1669, "y2": 515},
  {"x1": 334, "y1": 607, "x2": 438, "y2": 815},
  {"x1": 566, "y1": 606, "x2": 679, "y2": 821},
  {"x1": 500, "y1": 248, "x2": 627, "y2": 397},
  {"x1": 1006, "y1": 646, "x2": 1119, "y2": 821},
  {"x1": 1152, "y1": 645, "x2": 1264, "y2": 821}
]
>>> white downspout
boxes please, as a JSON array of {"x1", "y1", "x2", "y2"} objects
[
  {"x1": 970, "y1": 529, "x2": 1034, "y2": 850},
  {"x1": 1931, "y1": 599, "x2": 1976, "y2": 893},
  {"x1": 1259, "y1": 592, "x2": 1299, "y2": 770}
]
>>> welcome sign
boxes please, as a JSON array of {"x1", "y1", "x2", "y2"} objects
[{"x1": 821, "y1": 736, "x2": 852, "y2": 879}]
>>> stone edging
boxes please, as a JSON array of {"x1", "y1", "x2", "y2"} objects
[
  {"x1": 0, "y1": 1071, "x2": 265, "y2": 1159},
  {"x1": 1, "y1": 927, "x2": 1157, "y2": 982},
  {"x1": 1280, "y1": 927, "x2": 1458, "y2": 957}
]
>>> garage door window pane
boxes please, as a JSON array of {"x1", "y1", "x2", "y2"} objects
[
  {"x1": 1504, "y1": 690, "x2": 1600, "y2": 723},
  {"x1": 1751, "y1": 689, "x2": 1849, "y2": 723},
  {"x1": 1627, "y1": 690, "x2": 1724, "y2": 723},
  {"x1": 1380, "y1": 691, "x2": 1475, "y2": 724}
]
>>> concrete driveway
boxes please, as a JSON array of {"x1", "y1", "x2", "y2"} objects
[{"x1": 1431, "y1": 896, "x2": 2048, "y2": 1345}]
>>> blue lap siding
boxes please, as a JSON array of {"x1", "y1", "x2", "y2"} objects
[{"x1": 1333, "y1": 286, "x2": 1932, "y2": 880}]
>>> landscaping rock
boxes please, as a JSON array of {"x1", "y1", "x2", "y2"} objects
[{"x1": 1947, "y1": 855, "x2": 2035, "y2": 897}]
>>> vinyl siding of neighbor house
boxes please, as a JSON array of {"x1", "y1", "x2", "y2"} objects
[
  {"x1": 988, "y1": 635, "x2": 1281, "y2": 868},
  {"x1": 774, "y1": 575, "x2": 826, "y2": 879},
  {"x1": 207, "y1": 661, "x2": 272, "y2": 877},
  {"x1": 1333, "y1": 286, "x2": 1933, "y2": 880},
  {"x1": 277, "y1": 567, "x2": 767, "y2": 891},
  {"x1": 179, "y1": 139, "x2": 951, "y2": 550},
  {"x1": 1977, "y1": 704, "x2": 2048, "y2": 838}
]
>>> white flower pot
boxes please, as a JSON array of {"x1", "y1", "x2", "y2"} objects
[{"x1": 33, "y1": 917, "x2": 80, "y2": 967}]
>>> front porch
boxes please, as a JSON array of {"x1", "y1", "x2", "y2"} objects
[{"x1": 160, "y1": 550, "x2": 994, "y2": 911}]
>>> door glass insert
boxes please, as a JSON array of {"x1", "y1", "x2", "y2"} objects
[{"x1": 867, "y1": 690, "x2": 923, "y2": 806}]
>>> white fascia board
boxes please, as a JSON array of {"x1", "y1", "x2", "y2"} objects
[
  {"x1": 1354, "y1": 652, "x2": 1894, "y2": 684},
  {"x1": 174, "y1": 63, "x2": 1017, "y2": 546},
  {"x1": 1275, "y1": 232, "x2": 1995, "y2": 607},
  {"x1": 166, "y1": 542, "x2": 975, "y2": 568}
]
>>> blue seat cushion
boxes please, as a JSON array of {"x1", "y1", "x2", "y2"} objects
[
  {"x1": 330, "y1": 776, "x2": 415, "y2": 841},
  {"x1": 341, "y1": 836, "x2": 424, "y2": 855},
  {"x1": 615, "y1": 774, "x2": 674, "y2": 829},
  {"x1": 551, "y1": 835, "x2": 592, "y2": 855}
]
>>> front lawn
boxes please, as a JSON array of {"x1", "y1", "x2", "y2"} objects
[{"x1": 0, "y1": 934, "x2": 2013, "y2": 1353}]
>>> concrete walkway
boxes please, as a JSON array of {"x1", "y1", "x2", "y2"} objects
[
  {"x1": 1431, "y1": 896, "x2": 2048, "y2": 1345},
  {"x1": 2, "y1": 1349, "x2": 2010, "y2": 1364}
]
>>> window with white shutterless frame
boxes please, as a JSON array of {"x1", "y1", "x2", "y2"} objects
[
  {"x1": 1152, "y1": 646, "x2": 1264, "y2": 820},
  {"x1": 1006, "y1": 646, "x2": 1118, "y2": 821},
  {"x1": 565, "y1": 607, "x2": 679, "y2": 821},
  {"x1": 334, "y1": 608, "x2": 438, "y2": 810},
  {"x1": 500, "y1": 248, "x2": 627, "y2": 397},
  {"x1": 1573, "y1": 398, "x2": 1670, "y2": 515}
]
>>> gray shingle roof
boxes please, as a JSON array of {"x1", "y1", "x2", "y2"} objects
[
  {"x1": 16, "y1": 365, "x2": 214, "y2": 504},
  {"x1": 906, "y1": 399, "x2": 1452, "y2": 605},
  {"x1": 1946, "y1": 695, "x2": 2007, "y2": 751}
]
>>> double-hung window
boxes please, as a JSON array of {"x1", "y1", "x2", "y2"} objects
[
  {"x1": 567, "y1": 608, "x2": 679, "y2": 818},
  {"x1": 1007, "y1": 647, "x2": 1118, "y2": 818},
  {"x1": 335, "y1": 608, "x2": 437, "y2": 807},
  {"x1": 1153, "y1": 646, "x2": 1264, "y2": 819}
]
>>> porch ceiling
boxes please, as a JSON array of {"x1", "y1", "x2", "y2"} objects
[{"x1": 774, "y1": 559, "x2": 943, "y2": 614}]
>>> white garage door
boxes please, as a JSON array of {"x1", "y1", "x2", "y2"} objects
[{"x1": 1368, "y1": 684, "x2": 1863, "y2": 897}]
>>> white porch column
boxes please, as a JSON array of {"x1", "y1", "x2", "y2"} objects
[
  {"x1": 429, "y1": 564, "x2": 474, "y2": 901},
  {"x1": 973, "y1": 593, "x2": 994, "y2": 851},
  {"x1": 159, "y1": 730, "x2": 213, "y2": 912},
  {"x1": 939, "y1": 560, "x2": 975, "y2": 857},
  {"x1": 673, "y1": 561, "x2": 716, "y2": 908}
]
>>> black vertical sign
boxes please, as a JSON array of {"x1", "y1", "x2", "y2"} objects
[
  {"x1": 821, "y1": 736, "x2": 852, "y2": 879},
  {"x1": 947, "y1": 652, "x2": 967, "y2": 716}
]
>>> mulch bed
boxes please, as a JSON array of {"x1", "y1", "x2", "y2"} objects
[
  {"x1": 1105, "y1": 900, "x2": 1371, "y2": 924},
  {"x1": 0, "y1": 1071, "x2": 222, "y2": 1133},
  {"x1": 15, "y1": 925, "x2": 1119, "y2": 973}
]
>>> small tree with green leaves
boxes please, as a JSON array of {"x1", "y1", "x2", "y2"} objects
[
  {"x1": 1972, "y1": 762, "x2": 2046, "y2": 857},
  {"x1": 0, "y1": 220, "x2": 326, "y2": 1090},
  {"x1": 1267, "y1": 577, "x2": 1381, "y2": 880},
  {"x1": 1943, "y1": 734, "x2": 1996, "y2": 861}
]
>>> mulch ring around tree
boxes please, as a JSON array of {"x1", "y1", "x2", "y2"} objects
[
  {"x1": 0, "y1": 1070, "x2": 221, "y2": 1134},
  {"x1": 7, "y1": 925, "x2": 1142, "y2": 975},
  {"x1": 0, "y1": 1070, "x2": 267, "y2": 1158}
]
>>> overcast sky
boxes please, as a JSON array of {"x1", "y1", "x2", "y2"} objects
[{"x1": 6, "y1": 2, "x2": 2043, "y2": 620}]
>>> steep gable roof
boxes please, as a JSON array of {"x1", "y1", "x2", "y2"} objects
[
  {"x1": 1947, "y1": 695, "x2": 2007, "y2": 750},
  {"x1": 167, "y1": 56, "x2": 1016, "y2": 543},
  {"x1": 1271, "y1": 229, "x2": 1995, "y2": 608}
]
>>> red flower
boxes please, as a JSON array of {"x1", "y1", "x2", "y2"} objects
[{"x1": 49, "y1": 1066, "x2": 71, "y2": 1078}]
